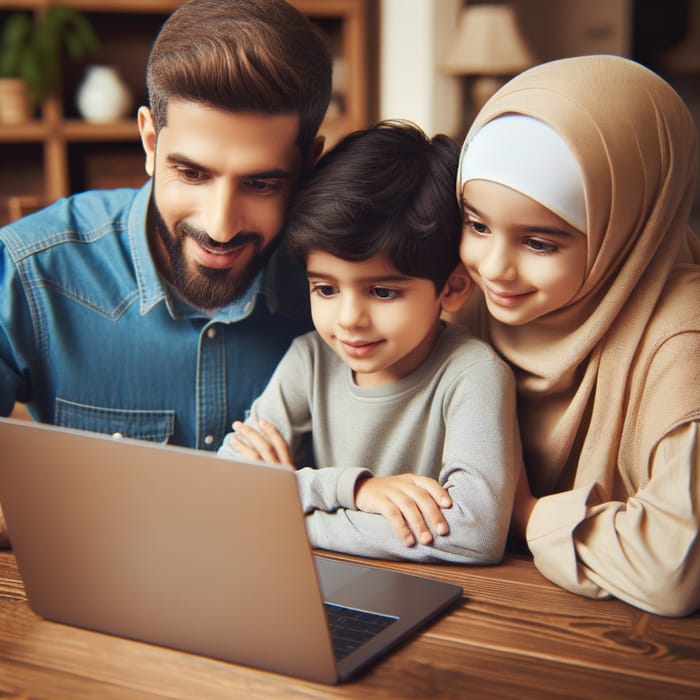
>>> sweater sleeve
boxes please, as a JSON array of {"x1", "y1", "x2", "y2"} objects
[
  {"x1": 526, "y1": 421, "x2": 700, "y2": 616},
  {"x1": 306, "y1": 357, "x2": 520, "y2": 564}
]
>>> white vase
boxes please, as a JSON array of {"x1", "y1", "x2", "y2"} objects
[{"x1": 76, "y1": 66, "x2": 133, "y2": 123}]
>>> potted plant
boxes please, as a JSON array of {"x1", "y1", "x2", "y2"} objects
[{"x1": 0, "y1": 5, "x2": 99, "y2": 124}]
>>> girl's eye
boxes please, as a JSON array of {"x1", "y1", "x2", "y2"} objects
[
  {"x1": 526, "y1": 238, "x2": 559, "y2": 255},
  {"x1": 371, "y1": 287, "x2": 399, "y2": 300},
  {"x1": 311, "y1": 283, "x2": 337, "y2": 297},
  {"x1": 465, "y1": 218, "x2": 488, "y2": 235}
]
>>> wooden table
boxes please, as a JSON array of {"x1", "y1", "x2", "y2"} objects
[{"x1": 1, "y1": 549, "x2": 699, "y2": 699}]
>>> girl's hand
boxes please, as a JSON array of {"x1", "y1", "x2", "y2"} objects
[
  {"x1": 355, "y1": 474, "x2": 452, "y2": 547},
  {"x1": 227, "y1": 420, "x2": 295, "y2": 468}
]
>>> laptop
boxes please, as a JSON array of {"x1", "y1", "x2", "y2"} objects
[{"x1": 0, "y1": 418, "x2": 463, "y2": 684}]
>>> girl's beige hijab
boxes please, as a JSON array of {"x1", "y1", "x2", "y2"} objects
[{"x1": 457, "y1": 55, "x2": 700, "y2": 497}]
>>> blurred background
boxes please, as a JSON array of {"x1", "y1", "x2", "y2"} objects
[{"x1": 0, "y1": 0, "x2": 698, "y2": 229}]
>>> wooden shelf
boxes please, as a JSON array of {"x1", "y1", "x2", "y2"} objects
[{"x1": 0, "y1": 0, "x2": 371, "y2": 223}]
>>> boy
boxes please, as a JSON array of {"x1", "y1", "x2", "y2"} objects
[{"x1": 219, "y1": 121, "x2": 520, "y2": 563}]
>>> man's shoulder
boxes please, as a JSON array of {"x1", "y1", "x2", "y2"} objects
[{"x1": 0, "y1": 187, "x2": 143, "y2": 261}]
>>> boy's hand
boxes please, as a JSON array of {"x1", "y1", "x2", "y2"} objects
[
  {"x1": 355, "y1": 474, "x2": 452, "y2": 547},
  {"x1": 227, "y1": 420, "x2": 295, "y2": 468}
]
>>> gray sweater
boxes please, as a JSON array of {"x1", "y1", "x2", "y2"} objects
[{"x1": 218, "y1": 324, "x2": 520, "y2": 563}]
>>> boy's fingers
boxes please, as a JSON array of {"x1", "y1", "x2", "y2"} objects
[
  {"x1": 391, "y1": 485, "x2": 449, "y2": 539},
  {"x1": 232, "y1": 422, "x2": 278, "y2": 462},
  {"x1": 258, "y1": 420, "x2": 294, "y2": 464}
]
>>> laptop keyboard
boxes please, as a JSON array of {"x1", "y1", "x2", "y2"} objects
[{"x1": 324, "y1": 603, "x2": 397, "y2": 660}]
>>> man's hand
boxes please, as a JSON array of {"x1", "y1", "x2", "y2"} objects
[
  {"x1": 227, "y1": 420, "x2": 295, "y2": 468},
  {"x1": 355, "y1": 474, "x2": 452, "y2": 547}
]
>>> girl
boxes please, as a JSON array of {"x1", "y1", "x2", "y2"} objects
[{"x1": 457, "y1": 54, "x2": 700, "y2": 616}]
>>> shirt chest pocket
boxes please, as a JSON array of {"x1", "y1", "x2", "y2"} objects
[{"x1": 55, "y1": 399, "x2": 175, "y2": 443}]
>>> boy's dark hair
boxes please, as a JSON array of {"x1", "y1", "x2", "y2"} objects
[
  {"x1": 147, "y1": 0, "x2": 332, "y2": 158},
  {"x1": 284, "y1": 120, "x2": 462, "y2": 293}
]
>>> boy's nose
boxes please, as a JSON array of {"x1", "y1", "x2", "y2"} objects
[{"x1": 337, "y1": 294, "x2": 366, "y2": 329}]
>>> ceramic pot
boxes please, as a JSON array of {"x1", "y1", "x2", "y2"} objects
[{"x1": 76, "y1": 65, "x2": 132, "y2": 123}]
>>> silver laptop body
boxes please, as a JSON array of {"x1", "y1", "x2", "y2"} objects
[{"x1": 0, "y1": 418, "x2": 462, "y2": 684}]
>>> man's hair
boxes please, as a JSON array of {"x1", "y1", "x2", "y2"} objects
[
  {"x1": 285, "y1": 120, "x2": 462, "y2": 293},
  {"x1": 146, "y1": 0, "x2": 332, "y2": 156}
]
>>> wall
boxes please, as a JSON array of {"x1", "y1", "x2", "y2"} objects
[{"x1": 378, "y1": 0, "x2": 462, "y2": 136}]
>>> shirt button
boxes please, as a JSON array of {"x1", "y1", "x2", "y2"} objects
[
  {"x1": 204, "y1": 435, "x2": 215, "y2": 445},
  {"x1": 207, "y1": 327, "x2": 217, "y2": 339}
]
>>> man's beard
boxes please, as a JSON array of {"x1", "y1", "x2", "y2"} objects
[{"x1": 149, "y1": 198, "x2": 276, "y2": 310}]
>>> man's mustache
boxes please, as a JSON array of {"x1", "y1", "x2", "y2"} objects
[{"x1": 179, "y1": 222, "x2": 262, "y2": 253}]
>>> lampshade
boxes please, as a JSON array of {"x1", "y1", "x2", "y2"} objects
[{"x1": 445, "y1": 4, "x2": 534, "y2": 76}]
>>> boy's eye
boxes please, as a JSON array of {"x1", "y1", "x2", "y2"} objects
[
  {"x1": 526, "y1": 238, "x2": 559, "y2": 254},
  {"x1": 371, "y1": 287, "x2": 399, "y2": 300},
  {"x1": 311, "y1": 283, "x2": 337, "y2": 297}
]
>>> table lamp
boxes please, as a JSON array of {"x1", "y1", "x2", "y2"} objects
[{"x1": 445, "y1": 3, "x2": 535, "y2": 112}]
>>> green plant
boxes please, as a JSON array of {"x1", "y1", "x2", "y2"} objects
[{"x1": 0, "y1": 5, "x2": 99, "y2": 106}]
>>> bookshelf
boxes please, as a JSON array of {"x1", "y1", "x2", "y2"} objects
[{"x1": 0, "y1": 0, "x2": 371, "y2": 224}]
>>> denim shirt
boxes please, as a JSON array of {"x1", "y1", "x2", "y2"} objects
[{"x1": 0, "y1": 182, "x2": 312, "y2": 450}]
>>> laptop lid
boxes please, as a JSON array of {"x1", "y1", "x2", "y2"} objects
[{"x1": 0, "y1": 418, "x2": 463, "y2": 684}]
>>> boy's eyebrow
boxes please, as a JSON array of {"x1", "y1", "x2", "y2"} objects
[
  {"x1": 306, "y1": 269, "x2": 414, "y2": 284},
  {"x1": 462, "y1": 200, "x2": 577, "y2": 238},
  {"x1": 165, "y1": 153, "x2": 292, "y2": 180}
]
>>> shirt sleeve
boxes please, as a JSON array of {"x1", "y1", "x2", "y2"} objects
[
  {"x1": 526, "y1": 421, "x2": 700, "y2": 616},
  {"x1": 306, "y1": 358, "x2": 520, "y2": 564}
]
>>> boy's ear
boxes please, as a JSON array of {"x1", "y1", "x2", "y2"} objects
[{"x1": 439, "y1": 263, "x2": 474, "y2": 313}]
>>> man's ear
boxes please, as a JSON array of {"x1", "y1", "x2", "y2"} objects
[
  {"x1": 138, "y1": 106, "x2": 157, "y2": 177},
  {"x1": 439, "y1": 263, "x2": 474, "y2": 313},
  {"x1": 303, "y1": 135, "x2": 326, "y2": 173}
]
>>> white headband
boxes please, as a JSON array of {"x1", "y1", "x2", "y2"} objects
[{"x1": 459, "y1": 115, "x2": 586, "y2": 232}]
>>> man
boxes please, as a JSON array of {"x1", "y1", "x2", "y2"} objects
[{"x1": 0, "y1": 0, "x2": 332, "y2": 544}]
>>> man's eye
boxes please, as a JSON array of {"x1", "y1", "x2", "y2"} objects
[
  {"x1": 246, "y1": 179, "x2": 282, "y2": 194},
  {"x1": 371, "y1": 287, "x2": 399, "y2": 300},
  {"x1": 177, "y1": 167, "x2": 206, "y2": 183}
]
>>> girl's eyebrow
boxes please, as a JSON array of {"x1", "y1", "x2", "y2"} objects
[
  {"x1": 462, "y1": 200, "x2": 577, "y2": 238},
  {"x1": 522, "y1": 225, "x2": 577, "y2": 238}
]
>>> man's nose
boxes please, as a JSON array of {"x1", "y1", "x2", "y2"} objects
[{"x1": 205, "y1": 183, "x2": 245, "y2": 243}]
